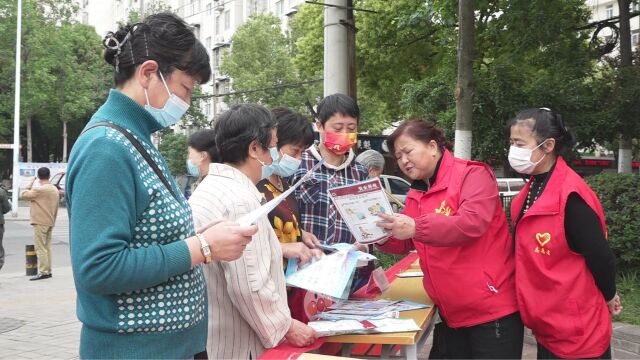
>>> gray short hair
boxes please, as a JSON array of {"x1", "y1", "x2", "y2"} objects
[{"x1": 356, "y1": 149, "x2": 385, "y2": 170}]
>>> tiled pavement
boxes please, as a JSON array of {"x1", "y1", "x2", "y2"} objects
[{"x1": 0, "y1": 266, "x2": 80, "y2": 360}]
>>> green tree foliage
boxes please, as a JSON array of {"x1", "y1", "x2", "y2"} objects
[
  {"x1": 587, "y1": 173, "x2": 640, "y2": 274},
  {"x1": 158, "y1": 131, "x2": 187, "y2": 177},
  {"x1": 220, "y1": 14, "x2": 318, "y2": 112},
  {"x1": 0, "y1": 0, "x2": 110, "y2": 171},
  {"x1": 291, "y1": 0, "x2": 637, "y2": 163}
]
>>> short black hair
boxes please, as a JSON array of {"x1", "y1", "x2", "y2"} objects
[
  {"x1": 103, "y1": 12, "x2": 211, "y2": 86},
  {"x1": 271, "y1": 107, "x2": 314, "y2": 150},
  {"x1": 214, "y1": 104, "x2": 275, "y2": 164},
  {"x1": 188, "y1": 129, "x2": 218, "y2": 163},
  {"x1": 316, "y1": 93, "x2": 360, "y2": 125},
  {"x1": 505, "y1": 108, "x2": 577, "y2": 156},
  {"x1": 37, "y1": 167, "x2": 50, "y2": 180}
]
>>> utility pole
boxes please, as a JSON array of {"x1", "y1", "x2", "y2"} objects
[
  {"x1": 323, "y1": 0, "x2": 349, "y2": 96},
  {"x1": 617, "y1": 0, "x2": 633, "y2": 173},
  {"x1": 11, "y1": 0, "x2": 22, "y2": 216},
  {"x1": 62, "y1": 121, "x2": 68, "y2": 163},
  {"x1": 346, "y1": 0, "x2": 357, "y2": 101},
  {"x1": 454, "y1": 0, "x2": 475, "y2": 160}
]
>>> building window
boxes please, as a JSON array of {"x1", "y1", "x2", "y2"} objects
[
  {"x1": 212, "y1": 48, "x2": 220, "y2": 68},
  {"x1": 206, "y1": 2, "x2": 212, "y2": 15},
  {"x1": 275, "y1": 0, "x2": 283, "y2": 15},
  {"x1": 220, "y1": 80, "x2": 230, "y2": 95},
  {"x1": 605, "y1": 4, "x2": 614, "y2": 19},
  {"x1": 215, "y1": 14, "x2": 221, "y2": 35},
  {"x1": 224, "y1": 10, "x2": 230, "y2": 30},
  {"x1": 205, "y1": 36, "x2": 211, "y2": 50},
  {"x1": 632, "y1": 32, "x2": 639, "y2": 46}
]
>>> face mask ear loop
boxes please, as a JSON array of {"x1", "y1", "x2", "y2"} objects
[
  {"x1": 158, "y1": 71, "x2": 171, "y2": 94},
  {"x1": 143, "y1": 88, "x2": 151, "y2": 106}
]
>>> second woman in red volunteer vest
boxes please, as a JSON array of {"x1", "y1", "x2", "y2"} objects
[
  {"x1": 506, "y1": 108, "x2": 622, "y2": 359},
  {"x1": 376, "y1": 119, "x2": 524, "y2": 359}
]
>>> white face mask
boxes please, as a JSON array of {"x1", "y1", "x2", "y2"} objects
[{"x1": 508, "y1": 140, "x2": 548, "y2": 175}]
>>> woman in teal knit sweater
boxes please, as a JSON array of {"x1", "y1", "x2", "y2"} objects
[{"x1": 66, "y1": 13, "x2": 257, "y2": 359}]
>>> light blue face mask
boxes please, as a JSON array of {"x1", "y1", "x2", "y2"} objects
[
  {"x1": 271, "y1": 152, "x2": 302, "y2": 177},
  {"x1": 144, "y1": 72, "x2": 190, "y2": 128},
  {"x1": 258, "y1": 147, "x2": 280, "y2": 180},
  {"x1": 186, "y1": 159, "x2": 200, "y2": 177}
]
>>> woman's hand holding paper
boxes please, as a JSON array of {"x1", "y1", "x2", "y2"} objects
[{"x1": 376, "y1": 212, "x2": 416, "y2": 240}]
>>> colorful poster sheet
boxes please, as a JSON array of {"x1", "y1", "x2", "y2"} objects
[
  {"x1": 328, "y1": 178, "x2": 393, "y2": 244},
  {"x1": 286, "y1": 249, "x2": 359, "y2": 299}
]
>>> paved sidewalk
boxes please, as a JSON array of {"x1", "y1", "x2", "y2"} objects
[{"x1": 0, "y1": 267, "x2": 79, "y2": 359}]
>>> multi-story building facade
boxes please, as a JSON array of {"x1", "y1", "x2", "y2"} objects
[
  {"x1": 585, "y1": 0, "x2": 640, "y2": 54},
  {"x1": 76, "y1": 0, "x2": 304, "y2": 127}
]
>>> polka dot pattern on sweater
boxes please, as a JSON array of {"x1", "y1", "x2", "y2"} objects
[{"x1": 105, "y1": 128, "x2": 207, "y2": 334}]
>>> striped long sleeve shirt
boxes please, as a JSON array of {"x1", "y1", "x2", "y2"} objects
[{"x1": 189, "y1": 163, "x2": 292, "y2": 359}]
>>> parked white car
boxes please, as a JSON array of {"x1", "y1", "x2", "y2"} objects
[
  {"x1": 496, "y1": 178, "x2": 528, "y2": 197},
  {"x1": 379, "y1": 175, "x2": 411, "y2": 212}
]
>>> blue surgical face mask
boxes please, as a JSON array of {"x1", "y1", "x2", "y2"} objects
[
  {"x1": 257, "y1": 147, "x2": 279, "y2": 180},
  {"x1": 144, "y1": 72, "x2": 190, "y2": 128},
  {"x1": 271, "y1": 152, "x2": 302, "y2": 177},
  {"x1": 187, "y1": 159, "x2": 200, "y2": 177}
]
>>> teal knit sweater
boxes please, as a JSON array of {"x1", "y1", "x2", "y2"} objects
[{"x1": 66, "y1": 89, "x2": 207, "y2": 359}]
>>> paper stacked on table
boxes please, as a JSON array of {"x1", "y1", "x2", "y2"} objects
[
  {"x1": 314, "y1": 299, "x2": 430, "y2": 321},
  {"x1": 286, "y1": 249, "x2": 359, "y2": 299},
  {"x1": 308, "y1": 318, "x2": 422, "y2": 337}
]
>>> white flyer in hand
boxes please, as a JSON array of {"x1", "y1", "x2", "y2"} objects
[
  {"x1": 236, "y1": 159, "x2": 324, "y2": 227},
  {"x1": 328, "y1": 178, "x2": 393, "y2": 244},
  {"x1": 196, "y1": 160, "x2": 324, "y2": 232}
]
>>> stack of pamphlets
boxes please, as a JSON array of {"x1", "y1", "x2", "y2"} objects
[
  {"x1": 308, "y1": 318, "x2": 422, "y2": 337},
  {"x1": 313, "y1": 299, "x2": 431, "y2": 321}
]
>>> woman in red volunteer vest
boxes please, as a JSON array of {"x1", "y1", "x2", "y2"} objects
[
  {"x1": 376, "y1": 119, "x2": 523, "y2": 359},
  {"x1": 506, "y1": 108, "x2": 622, "y2": 359}
]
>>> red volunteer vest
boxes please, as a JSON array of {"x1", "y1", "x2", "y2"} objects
[
  {"x1": 406, "y1": 150, "x2": 518, "y2": 328},
  {"x1": 510, "y1": 157, "x2": 611, "y2": 358}
]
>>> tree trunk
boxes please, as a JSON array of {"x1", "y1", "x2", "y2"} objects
[
  {"x1": 617, "y1": 0, "x2": 633, "y2": 173},
  {"x1": 26, "y1": 116, "x2": 32, "y2": 162},
  {"x1": 454, "y1": 0, "x2": 475, "y2": 160},
  {"x1": 62, "y1": 121, "x2": 68, "y2": 163}
]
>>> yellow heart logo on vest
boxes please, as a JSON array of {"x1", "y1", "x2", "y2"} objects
[{"x1": 536, "y1": 233, "x2": 551, "y2": 247}]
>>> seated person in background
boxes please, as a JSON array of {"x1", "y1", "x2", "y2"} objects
[
  {"x1": 189, "y1": 104, "x2": 317, "y2": 359},
  {"x1": 256, "y1": 107, "x2": 324, "y2": 323}
]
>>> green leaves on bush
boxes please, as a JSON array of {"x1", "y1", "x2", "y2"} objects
[{"x1": 586, "y1": 173, "x2": 640, "y2": 274}]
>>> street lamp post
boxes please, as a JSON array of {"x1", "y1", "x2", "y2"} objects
[{"x1": 11, "y1": 0, "x2": 22, "y2": 216}]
